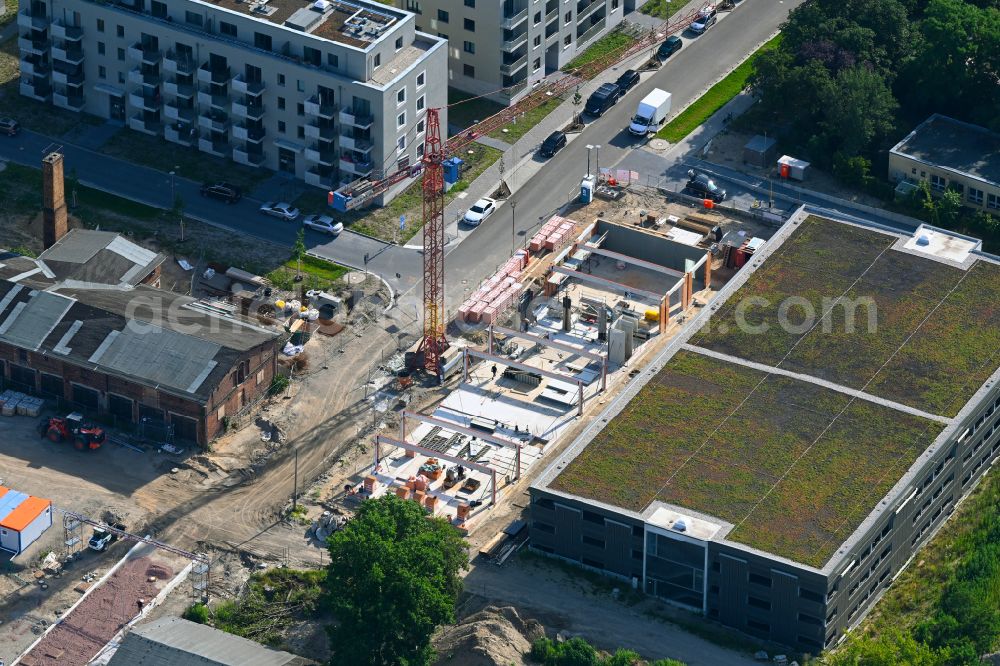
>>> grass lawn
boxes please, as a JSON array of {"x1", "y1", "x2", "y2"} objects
[
  {"x1": 639, "y1": 0, "x2": 686, "y2": 19},
  {"x1": 1, "y1": 0, "x2": 16, "y2": 26},
  {"x1": 447, "y1": 88, "x2": 505, "y2": 135},
  {"x1": 564, "y1": 30, "x2": 637, "y2": 71},
  {"x1": 98, "y1": 130, "x2": 271, "y2": 193},
  {"x1": 487, "y1": 95, "x2": 562, "y2": 144},
  {"x1": 656, "y1": 33, "x2": 782, "y2": 143},
  {"x1": 292, "y1": 142, "x2": 503, "y2": 243},
  {"x1": 266, "y1": 254, "x2": 350, "y2": 292}
]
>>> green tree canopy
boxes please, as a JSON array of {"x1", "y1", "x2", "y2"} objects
[{"x1": 325, "y1": 494, "x2": 468, "y2": 666}]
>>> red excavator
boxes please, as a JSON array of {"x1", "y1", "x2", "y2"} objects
[{"x1": 37, "y1": 413, "x2": 106, "y2": 451}]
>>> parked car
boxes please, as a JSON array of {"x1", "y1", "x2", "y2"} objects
[
  {"x1": 463, "y1": 197, "x2": 497, "y2": 226},
  {"x1": 303, "y1": 214, "x2": 344, "y2": 236},
  {"x1": 88, "y1": 527, "x2": 118, "y2": 552},
  {"x1": 584, "y1": 83, "x2": 622, "y2": 117},
  {"x1": 0, "y1": 117, "x2": 20, "y2": 136},
  {"x1": 538, "y1": 131, "x2": 567, "y2": 158},
  {"x1": 199, "y1": 182, "x2": 242, "y2": 203},
  {"x1": 690, "y1": 8, "x2": 718, "y2": 34},
  {"x1": 686, "y1": 169, "x2": 727, "y2": 202},
  {"x1": 615, "y1": 69, "x2": 641, "y2": 94},
  {"x1": 656, "y1": 35, "x2": 683, "y2": 61},
  {"x1": 259, "y1": 201, "x2": 300, "y2": 221}
]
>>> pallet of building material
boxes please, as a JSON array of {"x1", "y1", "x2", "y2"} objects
[{"x1": 3, "y1": 399, "x2": 19, "y2": 417}]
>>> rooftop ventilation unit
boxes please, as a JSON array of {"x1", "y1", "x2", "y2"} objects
[
  {"x1": 916, "y1": 234, "x2": 930, "y2": 246},
  {"x1": 673, "y1": 519, "x2": 687, "y2": 532}
]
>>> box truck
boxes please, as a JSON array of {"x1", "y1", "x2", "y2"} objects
[{"x1": 628, "y1": 89, "x2": 671, "y2": 136}]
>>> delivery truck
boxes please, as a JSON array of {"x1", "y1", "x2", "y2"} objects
[{"x1": 628, "y1": 89, "x2": 672, "y2": 136}]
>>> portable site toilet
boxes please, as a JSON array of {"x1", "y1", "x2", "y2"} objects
[
  {"x1": 0, "y1": 488, "x2": 52, "y2": 556},
  {"x1": 580, "y1": 175, "x2": 596, "y2": 203}
]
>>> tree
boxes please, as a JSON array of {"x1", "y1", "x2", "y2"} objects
[
  {"x1": 572, "y1": 86, "x2": 583, "y2": 126},
  {"x1": 292, "y1": 228, "x2": 306, "y2": 281},
  {"x1": 819, "y1": 65, "x2": 898, "y2": 157},
  {"x1": 822, "y1": 629, "x2": 950, "y2": 666},
  {"x1": 325, "y1": 494, "x2": 468, "y2": 666}
]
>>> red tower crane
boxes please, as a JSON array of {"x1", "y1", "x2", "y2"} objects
[{"x1": 420, "y1": 109, "x2": 447, "y2": 375}]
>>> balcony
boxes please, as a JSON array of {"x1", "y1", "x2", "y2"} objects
[
  {"x1": 339, "y1": 108, "x2": 373, "y2": 129},
  {"x1": 163, "y1": 102, "x2": 194, "y2": 123},
  {"x1": 164, "y1": 50, "x2": 196, "y2": 75},
  {"x1": 305, "y1": 144, "x2": 336, "y2": 166},
  {"x1": 339, "y1": 135, "x2": 372, "y2": 153},
  {"x1": 197, "y1": 90, "x2": 229, "y2": 109},
  {"x1": 305, "y1": 122, "x2": 337, "y2": 141},
  {"x1": 578, "y1": 18, "x2": 606, "y2": 44},
  {"x1": 19, "y1": 80, "x2": 51, "y2": 102},
  {"x1": 198, "y1": 64, "x2": 230, "y2": 84},
  {"x1": 18, "y1": 11, "x2": 49, "y2": 31},
  {"x1": 339, "y1": 156, "x2": 373, "y2": 177},
  {"x1": 128, "y1": 91, "x2": 160, "y2": 111},
  {"x1": 501, "y1": 8, "x2": 528, "y2": 29},
  {"x1": 233, "y1": 146, "x2": 266, "y2": 167},
  {"x1": 232, "y1": 123, "x2": 266, "y2": 143},
  {"x1": 165, "y1": 123, "x2": 194, "y2": 146},
  {"x1": 52, "y1": 68, "x2": 84, "y2": 87},
  {"x1": 19, "y1": 58, "x2": 44, "y2": 77},
  {"x1": 52, "y1": 43, "x2": 84, "y2": 65},
  {"x1": 545, "y1": 2, "x2": 558, "y2": 21},
  {"x1": 305, "y1": 167, "x2": 335, "y2": 189},
  {"x1": 305, "y1": 95, "x2": 337, "y2": 119},
  {"x1": 198, "y1": 112, "x2": 230, "y2": 133},
  {"x1": 576, "y1": 0, "x2": 603, "y2": 20},
  {"x1": 51, "y1": 21, "x2": 83, "y2": 41},
  {"x1": 232, "y1": 99, "x2": 265, "y2": 120},
  {"x1": 128, "y1": 115, "x2": 161, "y2": 136},
  {"x1": 503, "y1": 31, "x2": 527, "y2": 52},
  {"x1": 18, "y1": 36, "x2": 50, "y2": 55},
  {"x1": 129, "y1": 42, "x2": 162, "y2": 64},
  {"x1": 128, "y1": 68, "x2": 160, "y2": 88},
  {"x1": 163, "y1": 78, "x2": 195, "y2": 98},
  {"x1": 232, "y1": 74, "x2": 264, "y2": 96},
  {"x1": 198, "y1": 136, "x2": 229, "y2": 157},
  {"x1": 53, "y1": 91, "x2": 85, "y2": 111},
  {"x1": 500, "y1": 54, "x2": 528, "y2": 75}
]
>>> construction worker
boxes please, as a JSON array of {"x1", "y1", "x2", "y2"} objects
[{"x1": 491, "y1": 364, "x2": 498, "y2": 380}]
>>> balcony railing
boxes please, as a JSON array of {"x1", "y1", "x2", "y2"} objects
[
  {"x1": 306, "y1": 122, "x2": 337, "y2": 141},
  {"x1": 52, "y1": 43, "x2": 85, "y2": 65},
  {"x1": 19, "y1": 80, "x2": 52, "y2": 101},
  {"x1": 164, "y1": 50, "x2": 196, "y2": 75},
  {"x1": 339, "y1": 156, "x2": 373, "y2": 176},
  {"x1": 503, "y1": 31, "x2": 527, "y2": 52},
  {"x1": 128, "y1": 114, "x2": 161, "y2": 136},
  {"x1": 18, "y1": 36, "x2": 50, "y2": 55},
  {"x1": 232, "y1": 123, "x2": 266, "y2": 143},
  {"x1": 164, "y1": 78, "x2": 195, "y2": 98},
  {"x1": 52, "y1": 69, "x2": 85, "y2": 86},
  {"x1": 500, "y1": 54, "x2": 528, "y2": 75},
  {"x1": 197, "y1": 64, "x2": 230, "y2": 84},
  {"x1": 305, "y1": 95, "x2": 337, "y2": 119},
  {"x1": 578, "y1": 18, "x2": 606, "y2": 44},
  {"x1": 128, "y1": 91, "x2": 160, "y2": 111},
  {"x1": 501, "y1": 8, "x2": 528, "y2": 29},
  {"x1": 232, "y1": 73, "x2": 265, "y2": 96},
  {"x1": 576, "y1": 0, "x2": 603, "y2": 20},
  {"x1": 232, "y1": 99, "x2": 265, "y2": 120},
  {"x1": 17, "y1": 11, "x2": 49, "y2": 31},
  {"x1": 339, "y1": 135, "x2": 372, "y2": 153},
  {"x1": 339, "y1": 109, "x2": 373, "y2": 129},
  {"x1": 53, "y1": 91, "x2": 85, "y2": 111},
  {"x1": 164, "y1": 102, "x2": 195, "y2": 123},
  {"x1": 305, "y1": 144, "x2": 336, "y2": 166},
  {"x1": 165, "y1": 123, "x2": 195, "y2": 146},
  {"x1": 198, "y1": 113, "x2": 230, "y2": 133},
  {"x1": 197, "y1": 90, "x2": 229, "y2": 109},
  {"x1": 129, "y1": 42, "x2": 161, "y2": 64},
  {"x1": 305, "y1": 167, "x2": 335, "y2": 189},
  {"x1": 51, "y1": 21, "x2": 83, "y2": 41},
  {"x1": 233, "y1": 147, "x2": 266, "y2": 167},
  {"x1": 198, "y1": 137, "x2": 230, "y2": 157}
]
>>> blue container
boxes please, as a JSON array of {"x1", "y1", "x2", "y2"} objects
[{"x1": 443, "y1": 157, "x2": 464, "y2": 184}]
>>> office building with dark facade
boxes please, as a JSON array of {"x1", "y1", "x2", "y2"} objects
[{"x1": 530, "y1": 208, "x2": 1000, "y2": 653}]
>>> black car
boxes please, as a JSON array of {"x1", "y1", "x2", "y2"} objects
[
  {"x1": 0, "y1": 117, "x2": 20, "y2": 136},
  {"x1": 538, "y1": 131, "x2": 567, "y2": 158},
  {"x1": 615, "y1": 69, "x2": 640, "y2": 94},
  {"x1": 686, "y1": 170, "x2": 727, "y2": 202},
  {"x1": 200, "y1": 182, "x2": 242, "y2": 203},
  {"x1": 584, "y1": 83, "x2": 622, "y2": 117},
  {"x1": 656, "y1": 35, "x2": 683, "y2": 61}
]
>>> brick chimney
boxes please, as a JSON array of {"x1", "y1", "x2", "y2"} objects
[{"x1": 42, "y1": 152, "x2": 68, "y2": 249}]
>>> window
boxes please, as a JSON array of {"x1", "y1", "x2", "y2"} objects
[
  {"x1": 373, "y1": 53, "x2": 381, "y2": 69},
  {"x1": 255, "y1": 32, "x2": 272, "y2": 51},
  {"x1": 438, "y1": 9, "x2": 449, "y2": 22},
  {"x1": 118, "y1": 71, "x2": 125, "y2": 84},
  {"x1": 297, "y1": 126, "x2": 305, "y2": 139},
  {"x1": 533, "y1": 57, "x2": 540, "y2": 71},
  {"x1": 116, "y1": 25, "x2": 124, "y2": 37},
  {"x1": 464, "y1": 18, "x2": 475, "y2": 31},
  {"x1": 930, "y1": 174, "x2": 946, "y2": 191},
  {"x1": 747, "y1": 596, "x2": 771, "y2": 610},
  {"x1": 416, "y1": 143, "x2": 424, "y2": 158},
  {"x1": 748, "y1": 573, "x2": 771, "y2": 587},
  {"x1": 416, "y1": 70, "x2": 425, "y2": 88},
  {"x1": 564, "y1": 11, "x2": 571, "y2": 24},
  {"x1": 303, "y1": 46, "x2": 320, "y2": 66},
  {"x1": 296, "y1": 102, "x2": 305, "y2": 116},
  {"x1": 152, "y1": 0, "x2": 167, "y2": 18},
  {"x1": 297, "y1": 79, "x2": 305, "y2": 92},
  {"x1": 463, "y1": 41, "x2": 475, "y2": 54},
  {"x1": 463, "y1": 63, "x2": 475, "y2": 77},
  {"x1": 97, "y1": 41, "x2": 105, "y2": 55},
  {"x1": 277, "y1": 73, "x2": 286, "y2": 86},
  {"x1": 799, "y1": 613, "x2": 823, "y2": 626},
  {"x1": 406, "y1": 0, "x2": 422, "y2": 13},
  {"x1": 397, "y1": 87, "x2": 406, "y2": 104},
  {"x1": 277, "y1": 96, "x2": 286, "y2": 110},
  {"x1": 97, "y1": 18, "x2": 105, "y2": 32},
  {"x1": 465, "y1": 0, "x2": 475, "y2": 6},
  {"x1": 397, "y1": 135, "x2": 406, "y2": 152},
  {"x1": 612, "y1": 0, "x2": 619, "y2": 8},
  {"x1": 563, "y1": 34, "x2": 572, "y2": 46},
  {"x1": 533, "y1": 521, "x2": 555, "y2": 534},
  {"x1": 582, "y1": 535, "x2": 605, "y2": 548},
  {"x1": 416, "y1": 95, "x2": 425, "y2": 111},
  {"x1": 746, "y1": 619, "x2": 770, "y2": 633},
  {"x1": 98, "y1": 65, "x2": 106, "y2": 79},
  {"x1": 278, "y1": 120, "x2": 286, "y2": 133},
  {"x1": 533, "y1": 11, "x2": 541, "y2": 24},
  {"x1": 967, "y1": 188, "x2": 984, "y2": 204},
  {"x1": 582, "y1": 510, "x2": 603, "y2": 524},
  {"x1": 581, "y1": 557, "x2": 604, "y2": 569},
  {"x1": 395, "y1": 36, "x2": 403, "y2": 50},
  {"x1": 328, "y1": 53, "x2": 339, "y2": 67},
  {"x1": 800, "y1": 588, "x2": 824, "y2": 603},
  {"x1": 534, "y1": 35, "x2": 541, "y2": 47},
  {"x1": 220, "y1": 21, "x2": 237, "y2": 37},
  {"x1": 417, "y1": 118, "x2": 425, "y2": 134},
  {"x1": 117, "y1": 47, "x2": 125, "y2": 61},
  {"x1": 397, "y1": 111, "x2": 406, "y2": 127},
  {"x1": 987, "y1": 193, "x2": 1000, "y2": 210},
  {"x1": 185, "y1": 11, "x2": 202, "y2": 26}
]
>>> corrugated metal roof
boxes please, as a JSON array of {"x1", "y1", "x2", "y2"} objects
[
  {"x1": 0, "y1": 290, "x2": 74, "y2": 351},
  {"x1": 0, "y1": 491, "x2": 30, "y2": 523},
  {"x1": 39, "y1": 229, "x2": 114, "y2": 263},
  {"x1": 37, "y1": 230, "x2": 164, "y2": 287},
  {"x1": 108, "y1": 617, "x2": 314, "y2": 666},
  {"x1": 94, "y1": 324, "x2": 223, "y2": 394},
  {"x1": 1, "y1": 496, "x2": 50, "y2": 531}
]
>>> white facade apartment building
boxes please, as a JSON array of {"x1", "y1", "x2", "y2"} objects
[
  {"x1": 16, "y1": 0, "x2": 447, "y2": 197},
  {"x1": 395, "y1": 0, "x2": 644, "y2": 104}
]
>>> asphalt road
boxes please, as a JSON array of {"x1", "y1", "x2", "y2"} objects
[{"x1": 442, "y1": 0, "x2": 803, "y2": 304}]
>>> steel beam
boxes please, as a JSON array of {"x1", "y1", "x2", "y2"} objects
[
  {"x1": 401, "y1": 411, "x2": 523, "y2": 480},
  {"x1": 582, "y1": 245, "x2": 685, "y2": 278},
  {"x1": 465, "y1": 347, "x2": 586, "y2": 416},
  {"x1": 549, "y1": 265, "x2": 664, "y2": 301},
  {"x1": 375, "y1": 435, "x2": 497, "y2": 505},
  {"x1": 490, "y1": 324, "x2": 607, "y2": 391}
]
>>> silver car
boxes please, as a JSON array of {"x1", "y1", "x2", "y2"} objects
[
  {"x1": 303, "y1": 214, "x2": 345, "y2": 236},
  {"x1": 259, "y1": 201, "x2": 300, "y2": 221}
]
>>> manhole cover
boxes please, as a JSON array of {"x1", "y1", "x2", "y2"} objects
[{"x1": 649, "y1": 139, "x2": 669, "y2": 151}]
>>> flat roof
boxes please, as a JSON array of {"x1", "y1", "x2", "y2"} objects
[
  {"x1": 891, "y1": 114, "x2": 1000, "y2": 186},
  {"x1": 543, "y1": 213, "x2": 1000, "y2": 568}
]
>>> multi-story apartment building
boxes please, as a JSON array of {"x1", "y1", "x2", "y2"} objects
[
  {"x1": 397, "y1": 0, "x2": 636, "y2": 103},
  {"x1": 16, "y1": 0, "x2": 447, "y2": 198}
]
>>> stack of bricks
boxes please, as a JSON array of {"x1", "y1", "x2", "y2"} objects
[{"x1": 457, "y1": 250, "x2": 530, "y2": 324}]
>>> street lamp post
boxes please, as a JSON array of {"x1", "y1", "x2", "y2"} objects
[
  {"x1": 594, "y1": 145, "x2": 601, "y2": 183},
  {"x1": 511, "y1": 198, "x2": 517, "y2": 254},
  {"x1": 169, "y1": 170, "x2": 176, "y2": 205},
  {"x1": 585, "y1": 144, "x2": 594, "y2": 177}
]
